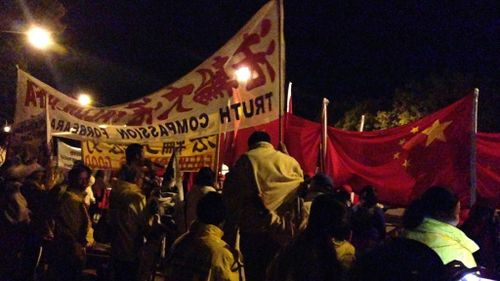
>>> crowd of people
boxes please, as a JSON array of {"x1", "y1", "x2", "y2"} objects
[{"x1": 0, "y1": 131, "x2": 498, "y2": 281}]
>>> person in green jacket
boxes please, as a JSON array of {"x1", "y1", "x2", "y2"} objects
[{"x1": 402, "y1": 186, "x2": 479, "y2": 268}]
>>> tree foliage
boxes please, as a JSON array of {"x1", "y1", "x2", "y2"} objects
[{"x1": 334, "y1": 72, "x2": 498, "y2": 131}]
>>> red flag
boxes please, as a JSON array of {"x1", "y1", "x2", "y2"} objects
[
  {"x1": 284, "y1": 114, "x2": 321, "y2": 176},
  {"x1": 328, "y1": 95, "x2": 473, "y2": 206},
  {"x1": 477, "y1": 133, "x2": 500, "y2": 208}
]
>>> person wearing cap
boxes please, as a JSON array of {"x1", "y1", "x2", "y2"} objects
[{"x1": 223, "y1": 131, "x2": 304, "y2": 281}]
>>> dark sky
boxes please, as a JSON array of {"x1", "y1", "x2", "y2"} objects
[{"x1": 30, "y1": 1, "x2": 499, "y2": 124}]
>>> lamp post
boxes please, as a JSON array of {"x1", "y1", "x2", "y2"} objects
[
  {"x1": 235, "y1": 66, "x2": 251, "y2": 83},
  {"x1": 77, "y1": 93, "x2": 92, "y2": 106},
  {"x1": 26, "y1": 26, "x2": 54, "y2": 50},
  {"x1": 1, "y1": 25, "x2": 54, "y2": 50}
]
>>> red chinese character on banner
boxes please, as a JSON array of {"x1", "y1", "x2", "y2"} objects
[
  {"x1": 157, "y1": 85, "x2": 195, "y2": 121},
  {"x1": 125, "y1": 97, "x2": 161, "y2": 126},
  {"x1": 193, "y1": 56, "x2": 238, "y2": 105},
  {"x1": 232, "y1": 19, "x2": 276, "y2": 91}
]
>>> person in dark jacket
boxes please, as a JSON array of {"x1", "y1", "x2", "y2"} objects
[
  {"x1": 351, "y1": 186, "x2": 385, "y2": 256},
  {"x1": 267, "y1": 194, "x2": 345, "y2": 281}
]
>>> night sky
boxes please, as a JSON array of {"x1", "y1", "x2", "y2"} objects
[{"x1": 28, "y1": 1, "x2": 499, "y2": 127}]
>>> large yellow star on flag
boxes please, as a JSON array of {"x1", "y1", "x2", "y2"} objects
[{"x1": 422, "y1": 120, "x2": 452, "y2": 147}]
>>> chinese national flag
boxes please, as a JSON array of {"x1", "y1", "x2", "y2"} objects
[
  {"x1": 329, "y1": 95, "x2": 473, "y2": 206},
  {"x1": 477, "y1": 133, "x2": 500, "y2": 208}
]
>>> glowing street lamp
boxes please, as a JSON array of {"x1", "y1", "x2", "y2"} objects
[
  {"x1": 26, "y1": 26, "x2": 53, "y2": 50},
  {"x1": 235, "y1": 66, "x2": 251, "y2": 83},
  {"x1": 3, "y1": 124, "x2": 11, "y2": 133},
  {"x1": 77, "y1": 93, "x2": 92, "y2": 106}
]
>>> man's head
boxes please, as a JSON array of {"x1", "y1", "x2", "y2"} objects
[
  {"x1": 118, "y1": 164, "x2": 144, "y2": 186},
  {"x1": 359, "y1": 186, "x2": 378, "y2": 207},
  {"x1": 95, "y1": 170, "x2": 105, "y2": 179},
  {"x1": 196, "y1": 192, "x2": 226, "y2": 226},
  {"x1": 126, "y1": 143, "x2": 144, "y2": 165},
  {"x1": 68, "y1": 164, "x2": 91, "y2": 192},
  {"x1": 248, "y1": 131, "x2": 271, "y2": 149},
  {"x1": 309, "y1": 173, "x2": 334, "y2": 193},
  {"x1": 195, "y1": 167, "x2": 216, "y2": 187},
  {"x1": 308, "y1": 193, "x2": 349, "y2": 240}
]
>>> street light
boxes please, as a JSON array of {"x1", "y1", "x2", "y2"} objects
[
  {"x1": 3, "y1": 124, "x2": 11, "y2": 133},
  {"x1": 235, "y1": 66, "x2": 251, "y2": 83},
  {"x1": 26, "y1": 26, "x2": 53, "y2": 50},
  {"x1": 77, "y1": 93, "x2": 92, "y2": 106}
]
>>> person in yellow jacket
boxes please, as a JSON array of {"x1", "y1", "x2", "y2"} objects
[
  {"x1": 109, "y1": 164, "x2": 148, "y2": 281},
  {"x1": 165, "y1": 192, "x2": 242, "y2": 281},
  {"x1": 402, "y1": 186, "x2": 479, "y2": 268},
  {"x1": 51, "y1": 164, "x2": 93, "y2": 281},
  {"x1": 223, "y1": 131, "x2": 304, "y2": 281}
]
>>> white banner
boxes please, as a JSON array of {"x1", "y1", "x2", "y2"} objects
[
  {"x1": 14, "y1": 1, "x2": 284, "y2": 144},
  {"x1": 57, "y1": 141, "x2": 82, "y2": 170}
]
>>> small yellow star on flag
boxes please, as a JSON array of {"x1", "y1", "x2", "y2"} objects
[
  {"x1": 393, "y1": 152, "x2": 400, "y2": 159},
  {"x1": 422, "y1": 120, "x2": 453, "y2": 146},
  {"x1": 411, "y1": 126, "x2": 419, "y2": 134},
  {"x1": 399, "y1": 139, "x2": 406, "y2": 146},
  {"x1": 402, "y1": 159, "x2": 410, "y2": 168}
]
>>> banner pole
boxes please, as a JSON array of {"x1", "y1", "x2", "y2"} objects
[{"x1": 470, "y1": 88, "x2": 479, "y2": 207}]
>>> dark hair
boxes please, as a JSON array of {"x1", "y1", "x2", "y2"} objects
[
  {"x1": 196, "y1": 192, "x2": 226, "y2": 226},
  {"x1": 118, "y1": 164, "x2": 144, "y2": 184},
  {"x1": 307, "y1": 193, "x2": 348, "y2": 240},
  {"x1": 95, "y1": 170, "x2": 105, "y2": 178},
  {"x1": 248, "y1": 131, "x2": 271, "y2": 148},
  {"x1": 403, "y1": 186, "x2": 459, "y2": 229},
  {"x1": 351, "y1": 238, "x2": 444, "y2": 281},
  {"x1": 68, "y1": 164, "x2": 91, "y2": 190},
  {"x1": 126, "y1": 143, "x2": 143, "y2": 164},
  {"x1": 309, "y1": 173, "x2": 334, "y2": 193},
  {"x1": 332, "y1": 188, "x2": 351, "y2": 206},
  {"x1": 360, "y1": 186, "x2": 378, "y2": 207},
  {"x1": 195, "y1": 167, "x2": 215, "y2": 187}
]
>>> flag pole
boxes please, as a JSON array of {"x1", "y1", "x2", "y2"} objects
[
  {"x1": 286, "y1": 82, "x2": 293, "y2": 114},
  {"x1": 470, "y1": 88, "x2": 479, "y2": 207},
  {"x1": 284, "y1": 81, "x2": 292, "y2": 137},
  {"x1": 278, "y1": 0, "x2": 284, "y2": 144},
  {"x1": 320, "y1": 98, "x2": 329, "y2": 173},
  {"x1": 45, "y1": 93, "x2": 54, "y2": 165},
  {"x1": 359, "y1": 114, "x2": 366, "y2": 132}
]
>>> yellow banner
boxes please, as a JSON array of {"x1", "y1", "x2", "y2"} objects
[
  {"x1": 15, "y1": 1, "x2": 284, "y2": 145},
  {"x1": 81, "y1": 134, "x2": 218, "y2": 172}
]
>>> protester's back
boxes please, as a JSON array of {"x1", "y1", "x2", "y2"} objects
[
  {"x1": 165, "y1": 192, "x2": 241, "y2": 281},
  {"x1": 350, "y1": 238, "x2": 444, "y2": 281},
  {"x1": 267, "y1": 194, "x2": 345, "y2": 281}
]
